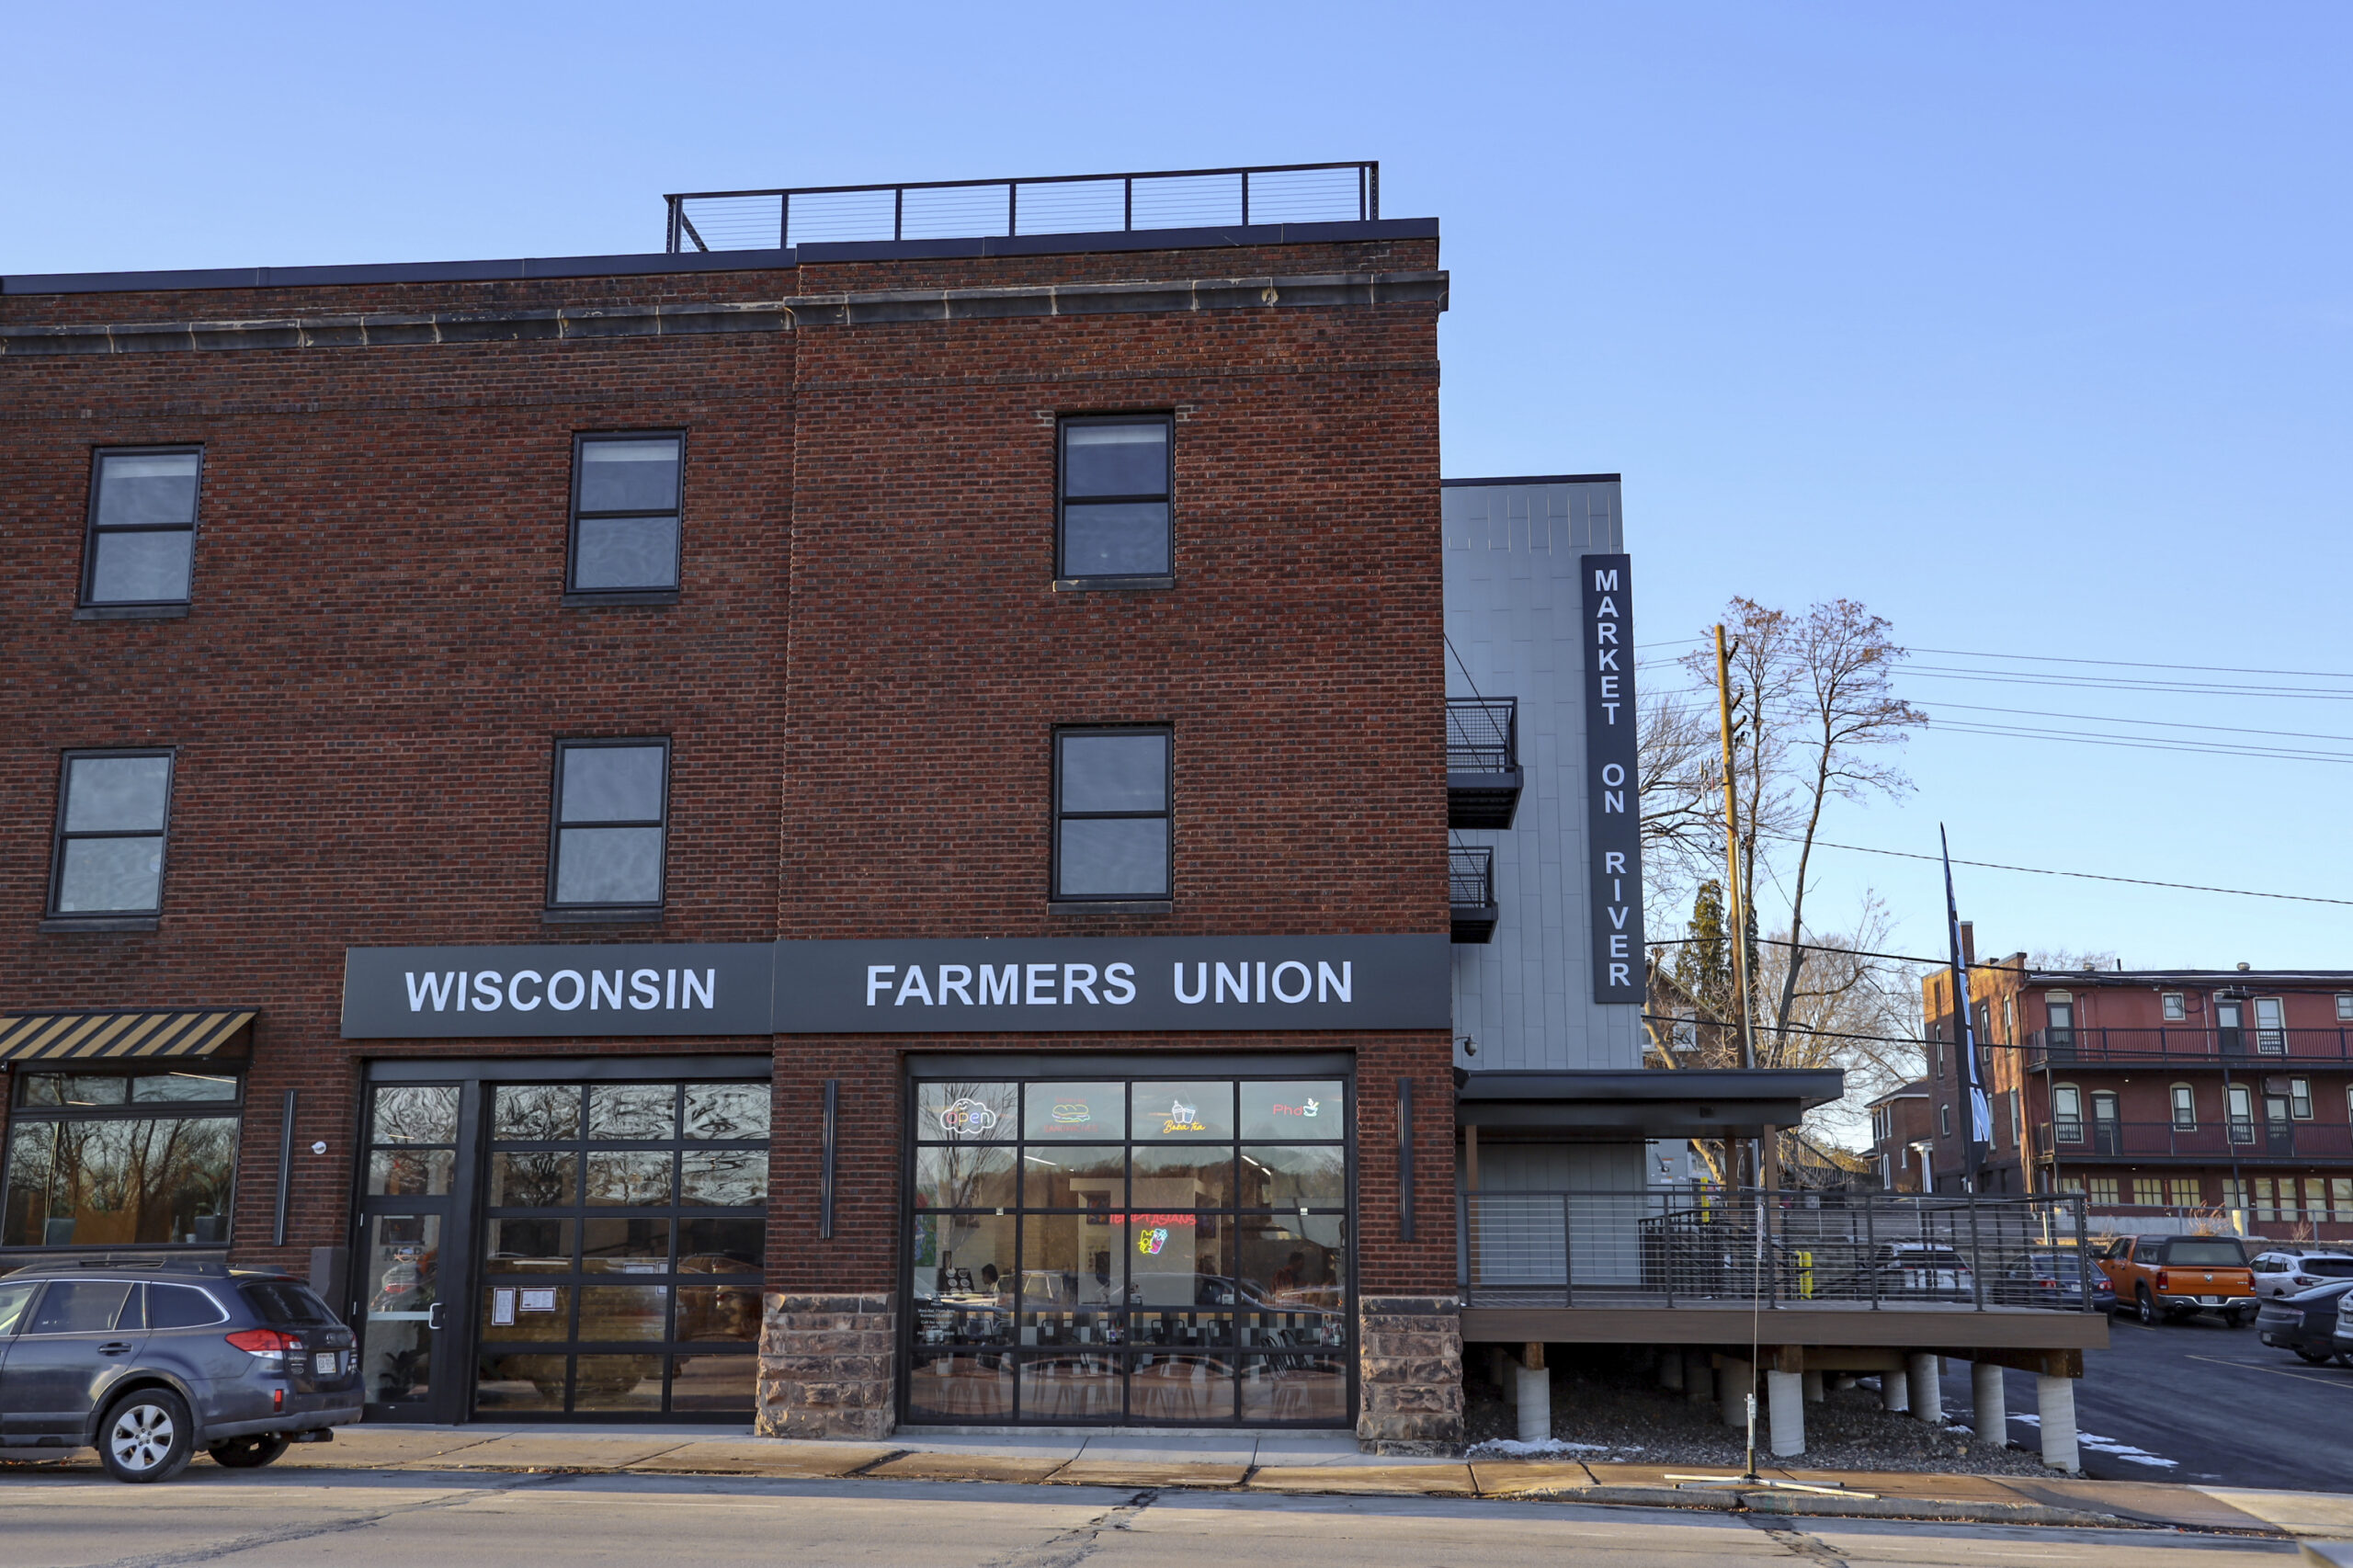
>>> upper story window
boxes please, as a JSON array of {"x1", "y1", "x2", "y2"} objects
[
  {"x1": 1057, "y1": 415, "x2": 1172, "y2": 586},
  {"x1": 2290, "y1": 1077, "x2": 2313, "y2": 1119},
  {"x1": 2044, "y1": 993, "x2": 2075, "y2": 1038},
  {"x1": 2338, "y1": 994, "x2": 2353, "y2": 1022},
  {"x1": 2162, "y1": 992, "x2": 2187, "y2": 1021},
  {"x1": 569, "y1": 435, "x2": 683, "y2": 597},
  {"x1": 51, "y1": 751, "x2": 175, "y2": 918},
  {"x1": 549, "y1": 740, "x2": 669, "y2": 915},
  {"x1": 1051, "y1": 727, "x2": 1171, "y2": 903},
  {"x1": 2170, "y1": 1084, "x2": 2197, "y2": 1129},
  {"x1": 83, "y1": 449, "x2": 200, "y2": 609}
]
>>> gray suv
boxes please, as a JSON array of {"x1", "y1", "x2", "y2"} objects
[{"x1": 0, "y1": 1259, "x2": 360, "y2": 1482}]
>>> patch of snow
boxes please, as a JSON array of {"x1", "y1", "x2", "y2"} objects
[
  {"x1": 2008, "y1": 1414, "x2": 2178, "y2": 1467},
  {"x1": 1465, "y1": 1437, "x2": 1643, "y2": 1459}
]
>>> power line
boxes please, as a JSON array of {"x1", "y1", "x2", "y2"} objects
[
  {"x1": 1904, "y1": 699, "x2": 2353, "y2": 746},
  {"x1": 1775, "y1": 834, "x2": 2353, "y2": 908},
  {"x1": 1927, "y1": 720, "x2": 2353, "y2": 766},
  {"x1": 1909, "y1": 646, "x2": 2353, "y2": 682}
]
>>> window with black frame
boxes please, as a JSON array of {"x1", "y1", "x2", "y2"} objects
[
  {"x1": 473, "y1": 1082, "x2": 767, "y2": 1417},
  {"x1": 568, "y1": 434, "x2": 684, "y2": 597},
  {"x1": 905, "y1": 1075, "x2": 1350, "y2": 1426},
  {"x1": 50, "y1": 750, "x2": 175, "y2": 919},
  {"x1": 1051, "y1": 729, "x2": 1170, "y2": 903},
  {"x1": 2, "y1": 1068, "x2": 241, "y2": 1249},
  {"x1": 1057, "y1": 415, "x2": 1171, "y2": 584},
  {"x1": 549, "y1": 740, "x2": 668, "y2": 915},
  {"x1": 83, "y1": 448, "x2": 201, "y2": 609}
]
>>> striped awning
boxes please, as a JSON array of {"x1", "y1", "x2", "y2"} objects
[{"x1": 0, "y1": 1009, "x2": 256, "y2": 1065}]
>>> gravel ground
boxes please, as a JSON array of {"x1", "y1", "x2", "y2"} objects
[{"x1": 1461, "y1": 1346, "x2": 2057, "y2": 1475}]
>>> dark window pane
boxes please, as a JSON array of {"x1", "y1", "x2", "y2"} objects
[
  {"x1": 28, "y1": 1280, "x2": 136, "y2": 1334},
  {"x1": 1059, "y1": 733, "x2": 1167, "y2": 812},
  {"x1": 917, "y1": 1082, "x2": 1017, "y2": 1142},
  {"x1": 1235, "y1": 1214, "x2": 1347, "y2": 1320},
  {"x1": 1132, "y1": 1082, "x2": 1234, "y2": 1142},
  {"x1": 1057, "y1": 819, "x2": 1167, "y2": 898},
  {"x1": 369, "y1": 1148, "x2": 455, "y2": 1197},
  {"x1": 486, "y1": 1218, "x2": 574, "y2": 1271},
  {"x1": 1239, "y1": 1352, "x2": 1347, "y2": 1422},
  {"x1": 1016, "y1": 1213, "x2": 1121, "y2": 1330},
  {"x1": 1131, "y1": 1352, "x2": 1235, "y2": 1422},
  {"x1": 677, "y1": 1217, "x2": 764, "y2": 1273},
  {"x1": 1128, "y1": 1215, "x2": 1233, "y2": 1309},
  {"x1": 679, "y1": 1150, "x2": 765, "y2": 1206},
  {"x1": 584, "y1": 1217, "x2": 670, "y2": 1272},
  {"x1": 1239, "y1": 1081, "x2": 1347, "y2": 1141},
  {"x1": 1020, "y1": 1144, "x2": 1125, "y2": 1210},
  {"x1": 579, "y1": 438, "x2": 682, "y2": 512},
  {"x1": 580, "y1": 1285, "x2": 667, "y2": 1341},
  {"x1": 588, "y1": 1085, "x2": 676, "y2": 1141},
  {"x1": 375, "y1": 1085, "x2": 460, "y2": 1145},
  {"x1": 573, "y1": 516, "x2": 679, "y2": 591},
  {"x1": 1133, "y1": 1146, "x2": 1233, "y2": 1209},
  {"x1": 130, "y1": 1072, "x2": 238, "y2": 1103},
  {"x1": 906, "y1": 1349, "x2": 1012, "y2": 1421},
  {"x1": 914, "y1": 1212, "x2": 1017, "y2": 1308},
  {"x1": 23, "y1": 1074, "x2": 129, "y2": 1108},
  {"x1": 574, "y1": 1354, "x2": 663, "y2": 1412},
  {"x1": 2, "y1": 1116, "x2": 236, "y2": 1248},
  {"x1": 494, "y1": 1085, "x2": 579, "y2": 1142},
  {"x1": 0, "y1": 1284, "x2": 34, "y2": 1336},
  {"x1": 1063, "y1": 422, "x2": 1167, "y2": 497},
  {"x1": 1019, "y1": 1352, "x2": 1121, "y2": 1419},
  {"x1": 1240, "y1": 1146, "x2": 1347, "y2": 1209},
  {"x1": 685, "y1": 1084, "x2": 769, "y2": 1141},
  {"x1": 490, "y1": 1153, "x2": 578, "y2": 1207},
  {"x1": 1023, "y1": 1084, "x2": 1125, "y2": 1141},
  {"x1": 63, "y1": 755, "x2": 172, "y2": 833},
  {"x1": 913, "y1": 1144, "x2": 1017, "y2": 1211},
  {"x1": 1062, "y1": 503, "x2": 1169, "y2": 576},
  {"x1": 475, "y1": 1352, "x2": 566, "y2": 1410},
  {"x1": 481, "y1": 1286, "x2": 572, "y2": 1345},
  {"x1": 554, "y1": 825, "x2": 663, "y2": 904},
  {"x1": 585, "y1": 1151, "x2": 673, "y2": 1206},
  {"x1": 95, "y1": 452, "x2": 200, "y2": 525},
  {"x1": 240, "y1": 1280, "x2": 338, "y2": 1325},
  {"x1": 88, "y1": 530, "x2": 194, "y2": 603},
  {"x1": 56, "y1": 837, "x2": 163, "y2": 913},
  {"x1": 149, "y1": 1283, "x2": 226, "y2": 1329},
  {"x1": 559, "y1": 745, "x2": 665, "y2": 824},
  {"x1": 677, "y1": 1285, "x2": 760, "y2": 1343},
  {"x1": 671, "y1": 1351, "x2": 757, "y2": 1413}
]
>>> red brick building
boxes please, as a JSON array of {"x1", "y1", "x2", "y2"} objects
[
  {"x1": 1923, "y1": 957, "x2": 2353, "y2": 1240},
  {"x1": 1865, "y1": 1079, "x2": 1933, "y2": 1192},
  {"x1": 0, "y1": 165, "x2": 1469, "y2": 1445}
]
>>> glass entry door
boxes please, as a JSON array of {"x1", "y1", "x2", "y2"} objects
[{"x1": 355, "y1": 1084, "x2": 472, "y2": 1424}]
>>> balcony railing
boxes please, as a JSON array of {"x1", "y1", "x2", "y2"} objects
[
  {"x1": 2040, "y1": 1118, "x2": 2353, "y2": 1160},
  {"x1": 1458, "y1": 1187, "x2": 2093, "y2": 1311},
  {"x1": 664, "y1": 161, "x2": 1381, "y2": 254},
  {"x1": 2029, "y1": 1026, "x2": 2353, "y2": 1068},
  {"x1": 1449, "y1": 846, "x2": 1497, "y2": 945},
  {"x1": 1446, "y1": 698, "x2": 1522, "y2": 829}
]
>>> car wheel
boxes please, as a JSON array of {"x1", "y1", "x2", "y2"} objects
[
  {"x1": 208, "y1": 1434, "x2": 291, "y2": 1469},
  {"x1": 2137, "y1": 1286, "x2": 2157, "y2": 1326},
  {"x1": 2297, "y1": 1347, "x2": 2335, "y2": 1364},
  {"x1": 98, "y1": 1389, "x2": 195, "y2": 1483},
  {"x1": 2226, "y1": 1312, "x2": 2248, "y2": 1329}
]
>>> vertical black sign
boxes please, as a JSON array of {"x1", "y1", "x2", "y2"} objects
[{"x1": 1582, "y1": 553, "x2": 1647, "y2": 1004}]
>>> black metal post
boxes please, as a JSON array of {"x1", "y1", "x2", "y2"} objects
[
  {"x1": 893, "y1": 189, "x2": 903, "y2": 243},
  {"x1": 1865, "y1": 1192, "x2": 1879, "y2": 1310},
  {"x1": 1369, "y1": 161, "x2": 1380, "y2": 220},
  {"x1": 1007, "y1": 183, "x2": 1017, "y2": 236},
  {"x1": 820, "y1": 1078, "x2": 839, "y2": 1241},
  {"x1": 273, "y1": 1089, "x2": 296, "y2": 1247},
  {"x1": 1241, "y1": 170, "x2": 1251, "y2": 226},
  {"x1": 1123, "y1": 176, "x2": 1133, "y2": 231},
  {"x1": 780, "y1": 193, "x2": 790, "y2": 250},
  {"x1": 1397, "y1": 1076, "x2": 1415, "y2": 1243}
]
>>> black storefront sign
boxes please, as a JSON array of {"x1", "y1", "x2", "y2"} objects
[
  {"x1": 1581, "y1": 553, "x2": 1648, "y2": 1004},
  {"x1": 341, "y1": 935, "x2": 1450, "y2": 1039}
]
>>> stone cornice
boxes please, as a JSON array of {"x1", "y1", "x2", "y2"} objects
[{"x1": 0, "y1": 270, "x2": 1448, "y2": 358}]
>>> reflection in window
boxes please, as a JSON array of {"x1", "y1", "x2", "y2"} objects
[
  {"x1": 1053, "y1": 730, "x2": 1170, "y2": 901},
  {"x1": 550, "y1": 741, "x2": 669, "y2": 910},
  {"x1": 52, "y1": 751, "x2": 174, "y2": 915},
  {"x1": 84, "y1": 449, "x2": 200, "y2": 606},
  {"x1": 3, "y1": 1083, "x2": 238, "y2": 1248}
]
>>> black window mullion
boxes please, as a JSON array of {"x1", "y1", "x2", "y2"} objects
[
  {"x1": 82, "y1": 446, "x2": 201, "y2": 608},
  {"x1": 568, "y1": 431, "x2": 684, "y2": 596}
]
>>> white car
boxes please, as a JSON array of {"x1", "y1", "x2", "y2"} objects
[{"x1": 2249, "y1": 1249, "x2": 2353, "y2": 1300}]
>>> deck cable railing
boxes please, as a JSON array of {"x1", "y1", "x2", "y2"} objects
[{"x1": 665, "y1": 161, "x2": 1381, "y2": 254}]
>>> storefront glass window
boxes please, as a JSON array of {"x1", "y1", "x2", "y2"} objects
[
  {"x1": 907, "y1": 1071, "x2": 1351, "y2": 1426},
  {"x1": 3, "y1": 1070, "x2": 240, "y2": 1249}
]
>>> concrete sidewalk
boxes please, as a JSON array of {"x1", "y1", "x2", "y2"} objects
[{"x1": 8, "y1": 1426, "x2": 2353, "y2": 1540}]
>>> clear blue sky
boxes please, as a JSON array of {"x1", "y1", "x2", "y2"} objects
[{"x1": 8, "y1": 3, "x2": 2348, "y2": 974}]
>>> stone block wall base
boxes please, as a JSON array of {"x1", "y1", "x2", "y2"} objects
[
  {"x1": 756, "y1": 1291, "x2": 896, "y2": 1440},
  {"x1": 1357, "y1": 1295, "x2": 1463, "y2": 1456}
]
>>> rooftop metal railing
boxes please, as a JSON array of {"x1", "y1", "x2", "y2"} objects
[
  {"x1": 664, "y1": 161, "x2": 1381, "y2": 254},
  {"x1": 2029, "y1": 1026, "x2": 2353, "y2": 1067},
  {"x1": 2040, "y1": 1118, "x2": 2353, "y2": 1160},
  {"x1": 1458, "y1": 1187, "x2": 2094, "y2": 1312}
]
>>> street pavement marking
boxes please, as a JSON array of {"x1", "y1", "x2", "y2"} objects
[{"x1": 2186, "y1": 1353, "x2": 2353, "y2": 1391}]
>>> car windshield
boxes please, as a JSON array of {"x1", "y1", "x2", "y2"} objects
[
  {"x1": 238, "y1": 1279, "x2": 339, "y2": 1325},
  {"x1": 2164, "y1": 1241, "x2": 2246, "y2": 1267}
]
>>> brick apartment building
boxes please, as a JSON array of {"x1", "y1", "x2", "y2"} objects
[
  {"x1": 1865, "y1": 1078, "x2": 1932, "y2": 1192},
  {"x1": 1922, "y1": 951, "x2": 2353, "y2": 1240}
]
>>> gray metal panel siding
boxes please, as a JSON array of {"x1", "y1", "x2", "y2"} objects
[{"x1": 1443, "y1": 481, "x2": 1642, "y2": 1073}]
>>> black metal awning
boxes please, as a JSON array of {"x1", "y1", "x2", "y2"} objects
[{"x1": 1454, "y1": 1067, "x2": 1845, "y2": 1139}]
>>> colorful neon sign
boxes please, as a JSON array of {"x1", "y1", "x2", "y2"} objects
[{"x1": 936, "y1": 1097, "x2": 1000, "y2": 1137}]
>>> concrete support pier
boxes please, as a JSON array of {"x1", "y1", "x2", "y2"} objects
[
  {"x1": 1718, "y1": 1357, "x2": 1751, "y2": 1429},
  {"x1": 1905, "y1": 1351, "x2": 1943, "y2": 1423},
  {"x1": 1685, "y1": 1351, "x2": 1714, "y2": 1408},
  {"x1": 1767, "y1": 1369, "x2": 1805, "y2": 1457},
  {"x1": 1801, "y1": 1369, "x2": 1824, "y2": 1404},
  {"x1": 2036, "y1": 1374, "x2": 2081, "y2": 1472},
  {"x1": 1879, "y1": 1370, "x2": 1909, "y2": 1414},
  {"x1": 1515, "y1": 1353, "x2": 1552, "y2": 1445},
  {"x1": 1972, "y1": 1360, "x2": 2006, "y2": 1447}
]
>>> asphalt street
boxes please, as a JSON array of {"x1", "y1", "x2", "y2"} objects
[
  {"x1": 0, "y1": 1469, "x2": 2300, "y2": 1568},
  {"x1": 1943, "y1": 1307, "x2": 2353, "y2": 1489}
]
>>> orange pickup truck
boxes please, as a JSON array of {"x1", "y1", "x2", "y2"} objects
[{"x1": 2099, "y1": 1233, "x2": 2256, "y2": 1326}]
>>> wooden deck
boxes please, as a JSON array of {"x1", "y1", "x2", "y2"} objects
[{"x1": 1461, "y1": 1296, "x2": 2110, "y2": 1353}]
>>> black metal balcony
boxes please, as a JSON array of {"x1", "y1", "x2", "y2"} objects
[
  {"x1": 2028, "y1": 1025, "x2": 2353, "y2": 1069},
  {"x1": 2040, "y1": 1118, "x2": 2352, "y2": 1162},
  {"x1": 1450, "y1": 846, "x2": 1497, "y2": 944},
  {"x1": 1447, "y1": 698, "x2": 1522, "y2": 829}
]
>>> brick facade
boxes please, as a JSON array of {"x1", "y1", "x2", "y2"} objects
[{"x1": 0, "y1": 224, "x2": 1458, "y2": 1442}]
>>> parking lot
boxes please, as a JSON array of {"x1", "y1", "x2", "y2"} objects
[{"x1": 1951, "y1": 1307, "x2": 2353, "y2": 1489}]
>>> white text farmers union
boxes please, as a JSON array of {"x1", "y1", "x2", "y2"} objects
[
  {"x1": 404, "y1": 968, "x2": 717, "y2": 1013},
  {"x1": 863, "y1": 960, "x2": 1352, "y2": 1006}
]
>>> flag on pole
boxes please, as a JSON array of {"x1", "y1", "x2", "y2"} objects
[{"x1": 1941, "y1": 825, "x2": 1995, "y2": 1149}]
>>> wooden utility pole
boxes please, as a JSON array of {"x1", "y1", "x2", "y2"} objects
[{"x1": 1713, "y1": 626, "x2": 1763, "y2": 1186}]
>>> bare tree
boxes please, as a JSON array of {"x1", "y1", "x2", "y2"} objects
[{"x1": 1635, "y1": 689, "x2": 1725, "y2": 912}]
